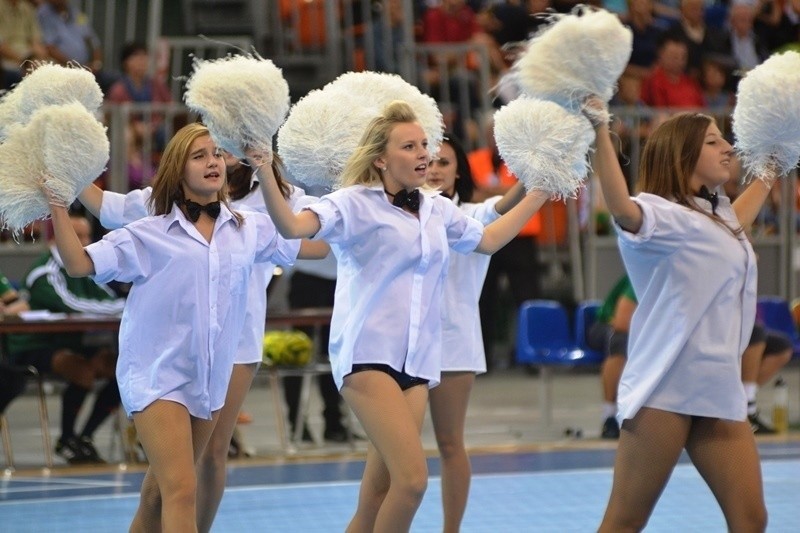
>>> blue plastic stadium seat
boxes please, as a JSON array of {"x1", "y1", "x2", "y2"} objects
[{"x1": 575, "y1": 299, "x2": 604, "y2": 363}]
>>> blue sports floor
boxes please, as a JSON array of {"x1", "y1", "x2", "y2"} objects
[{"x1": 1, "y1": 442, "x2": 798, "y2": 532}]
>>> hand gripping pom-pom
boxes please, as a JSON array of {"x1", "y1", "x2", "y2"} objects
[
  {"x1": 511, "y1": 7, "x2": 632, "y2": 111},
  {"x1": 184, "y1": 54, "x2": 290, "y2": 159},
  {"x1": 0, "y1": 103, "x2": 109, "y2": 234},
  {"x1": 494, "y1": 97, "x2": 595, "y2": 199},
  {"x1": 732, "y1": 51, "x2": 800, "y2": 179},
  {"x1": 263, "y1": 330, "x2": 313, "y2": 367}
]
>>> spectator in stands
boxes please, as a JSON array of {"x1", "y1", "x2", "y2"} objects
[
  {"x1": 468, "y1": 121, "x2": 542, "y2": 370},
  {"x1": 722, "y1": 1, "x2": 770, "y2": 74},
  {"x1": 625, "y1": 0, "x2": 666, "y2": 79},
  {"x1": 758, "y1": 0, "x2": 800, "y2": 53},
  {"x1": 107, "y1": 41, "x2": 172, "y2": 157},
  {"x1": 37, "y1": 0, "x2": 116, "y2": 93},
  {"x1": 421, "y1": 0, "x2": 507, "y2": 140},
  {"x1": 587, "y1": 274, "x2": 637, "y2": 439},
  {"x1": 0, "y1": 270, "x2": 29, "y2": 316},
  {"x1": 700, "y1": 56, "x2": 735, "y2": 109},
  {"x1": 0, "y1": 1, "x2": 43, "y2": 76},
  {"x1": 641, "y1": 34, "x2": 705, "y2": 108},
  {"x1": 6, "y1": 212, "x2": 126, "y2": 464},
  {"x1": 663, "y1": 0, "x2": 728, "y2": 79},
  {"x1": 0, "y1": 0, "x2": 48, "y2": 87}
]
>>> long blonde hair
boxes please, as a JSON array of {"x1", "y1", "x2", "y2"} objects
[
  {"x1": 638, "y1": 112, "x2": 742, "y2": 235},
  {"x1": 147, "y1": 123, "x2": 243, "y2": 225},
  {"x1": 340, "y1": 100, "x2": 419, "y2": 188}
]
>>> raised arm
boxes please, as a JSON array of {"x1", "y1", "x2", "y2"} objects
[
  {"x1": 49, "y1": 204, "x2": 96, "y2": 277},
  {"x1": 475, "y1": 190, "x2": 549, "y2": 254},
  {"x1": 78, "y1": 182, "x2": 104, "y2": 219},
  {"x1": 251, "y1": 151, "x2": 321, "y2": 239},
  {"x1": 732, "y1": 169, "x2": 778, "y2": 229},
  {"x1": 493, "y1": 181, "x2": 527, "y2": 215},
  {"x1": 590, "y1": 117, "x2": 643, "y2": 234}
]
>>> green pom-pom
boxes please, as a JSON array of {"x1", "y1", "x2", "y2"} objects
[{"x1": 262, "y1": 330, "x2": 313, "y2": 366}]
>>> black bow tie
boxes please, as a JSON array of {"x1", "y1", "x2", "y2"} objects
[
  {"x1": 183, "y1": 199, "x2": 221, "y2": 222},
  {"x1": 696, "y1": 186, "x2": 718, "y2": 215},
  {"x1": 386, "y1": 188, "x2": 420, "y2": 212}
]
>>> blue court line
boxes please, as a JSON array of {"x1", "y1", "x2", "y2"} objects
[{"x1": 1, "y1": 459, "x2": 797, "y2": 532}]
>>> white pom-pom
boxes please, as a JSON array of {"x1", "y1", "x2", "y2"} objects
[
  {"x1": 512, "y1": 7, "x2": 632, "y2": 111},
  {"x1": 327, "y1": 72, "x2": 444, "y2": 158},
  {"x1": 184, "y1": 54, "x2": 290, "y2": 159},
  {"x1": 732, "y1": 51, "x2": 800, "y2": 178},
  {"x1": 0, "y1": 103, "x2": 109, "y2": 232},
  {"x1": 494, "y1": 97, "x2": 594, "y2": 199},
  {"x1": 0, "y1": 63, "x2": 103, "y2": 141},
  {"x1": 278, "y1": 89, "x2": 375, "y2": 189},
  {"x1": 278, "y1": 71, "x2": 443, "y2": 189}
]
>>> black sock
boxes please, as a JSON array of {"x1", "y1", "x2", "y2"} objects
[
  {"x1": 80, "y1": 380, "x2": 120, "y2": 439},
  {"x1": 61, "y1": 384, "x2": 89, "y2": 440}
]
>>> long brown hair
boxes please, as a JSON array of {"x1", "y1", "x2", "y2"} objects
[
  {"x1": 638, "y1": 112, "x2": 742, "y2": 235},
  {"x1": 147, "y1": 123, "x2": 243, "y2": 225},
  {"x1": 228, "y1": 153, "x2": 292, "y2": 201}
]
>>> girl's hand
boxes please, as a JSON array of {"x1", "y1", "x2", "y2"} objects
[
  {"x1": 244, "y1": 147, "x2": 273, "y2": 169},
  {"x1": 582, "y1": 95, "x2": 611, "y2": 129},
  {"x1": 38, "y1": 174, "x2": 67, "y2": 210}
]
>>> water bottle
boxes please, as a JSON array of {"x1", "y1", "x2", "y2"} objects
[{"x1": 772, "y1": 377, "x2": 789, "y2": 434}]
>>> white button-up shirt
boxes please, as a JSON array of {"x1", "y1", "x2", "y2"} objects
[
  {"x1": 305, "y1": 185, "x2": 484, "y2": 389},
  {"x1": 87, "y1": 203, "x2": 282, "y2": 418},
  {"x1": 99, "y1": 181, "x2": 301, "y2": 365},
  {"x1": 441, "y1": 194, "x2": 501, "y2": 373},
  {"x1": 617, "y1": 193, "x2": 757, "y2": 423}
]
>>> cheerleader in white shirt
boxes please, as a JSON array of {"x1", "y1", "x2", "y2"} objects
[
  {"x1": 588, "y1": 102, "x2": 777, "y2": 532},
  {"x1": 47, "y1": 123, "x2": 298, "y2": 532},
  {"x1": 255, "y1": 100, "x2": 549, "y2": 532},
  {"x1": 426, "y1": 134, "x2": 526, "y2": 532},
  {"x1": 78, "y1": 148, "x2": 325, "y2": 532}
]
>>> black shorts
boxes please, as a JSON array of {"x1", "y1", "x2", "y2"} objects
[
  {"x1": 346, "y1": 363, "x2": 429, "y2": 391},
  {"x1": 587, "y1": 322, "x2": 628, "y2": 358},
  {"x1": 749, "y1": 323, "x2": 792, "y2": 356}
]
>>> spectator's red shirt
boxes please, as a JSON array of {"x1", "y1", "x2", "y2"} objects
[
  {"x1": 422, "y1": 6, "x2": 480, "y2": 43},
  {"x1": 641, "y1": 66, "x2": 705, "y2": 108}
]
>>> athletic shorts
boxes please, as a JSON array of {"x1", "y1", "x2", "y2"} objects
[{"x1": 346, "y1": 363, "x2": 429, "y2": 391}]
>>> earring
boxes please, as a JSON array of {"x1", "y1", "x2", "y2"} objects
[{"x1": 382, "y1": 167, "x2": 387, "y2": 171}]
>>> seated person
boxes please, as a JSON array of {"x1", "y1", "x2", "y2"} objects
[
  {"x1": 589, "y1": 274, "x2": 793, "y2": 438},
  {"x1": 0, "y1": 270, "x2": 30, "y2": 316},
  {"x1": 743, "y1": 323, "x2": 793, "y2": 434},
  {"x1": 37, "y1": 0, "x2": 116, "y2": 94},
  {"x1": 586, "y1": 274, "x2": 637, "y2": 439},
  {"x1": 0, "y1": 0, "x2": 49, "y2": 86},
  {"x1": 6, "y1": 212, "x2": 126, "y2": 464},
  {"x1": 0, "y1": 271, "x2": 30, "y2": 417}
]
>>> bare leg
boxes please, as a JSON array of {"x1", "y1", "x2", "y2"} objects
[
  {"x1": 429, "y1": 371, "x2": 475, "y2": 533},
  {"x1": 599, "y1": 408, "x2": 691, "y2": 533},
  {"x1": 342, "y1": 371, "x2": 429, "y2": 533},
  {"x1": 685, "y1": 418, "x2": 767, "y2": 532},
  {"x1": 129, "y1": 400, "x2": 218, "y2": 533},
  {"x1": 601, "y1": 355, "x2": 625, "y2": 403},
  {"x1": 756, "y1": 349, "x2": 792, "y2": 386},
  {"x1": 741, "y1": 341, "x2": 765, "y2": 384},
  {"x1": 196, "y1": 363, "x2": 258, "y2": 532}
]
